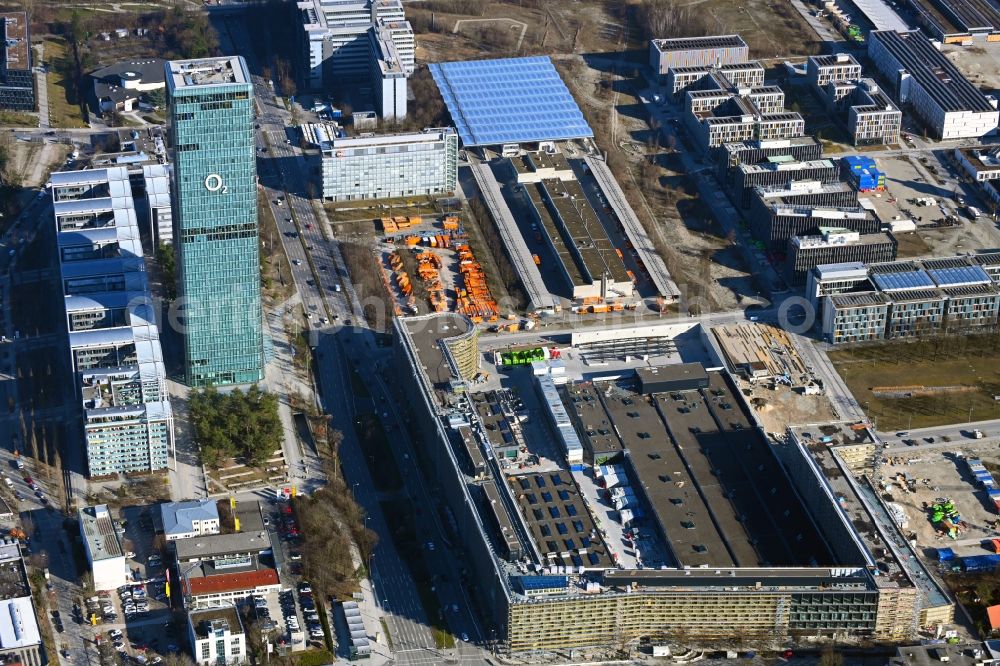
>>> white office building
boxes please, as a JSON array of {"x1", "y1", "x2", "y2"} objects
[
  {"x1": 304, "y1": 124, "x2": 458, "y2": 201},
  {"x1": 369, "y1": 23, "x2": 407, "y2": 119},
  {"x1": 298, "y1": 0, "x2": 414, "y2": 109},
  {"x1": 188, "y1": 607, "x2": 246, "y2": 666},
  {"x1": 868, "y1": 30, "x2": 998, "y2": 139},
  {"x1": 79, "y1": 505, "x2": 129, "y2": 591},
  {"x1": 142, "y1": 163, "x2": 173, "y2": 246},
  {"x1": 161, "y1": 500, "x2": 221, "y2": 541},
  {"x1": 51, "y1": 167, "x2": 173, "y2": 478}
]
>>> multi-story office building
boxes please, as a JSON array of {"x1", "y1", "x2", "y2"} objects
[
  {"x1": 806, "y1": 261, "x2": 871, "y2": 311},
  {"x1": 298, "y1": 0, "x2": 413, "y2": 112},
  {"x1": 716, "y1": 136, "x2": 823, "y2": 185},
  {"x1": 142, "y1": 164, "x2": 173, "y2": 246},
  {"x1": 188, "y1": 607, "x2": 247, "y2": 666},
  {"x1": 79, "y1": 505, "x2": 130, "y2": 591},
  {"x1": 823, "y1": 292, "x2": 891, "y2": 343},
  {"x1": 749, "y1": 181, "x2": 877, "y2": 251},
  {"x1": 786, "y1": 228, "x2": 897, "y2": 285},
  {"x1": 51, "y1": 167, "x2": 174, "y2": 478},
  {"x1": 868, "y1": 30, "x2": 999, "y2": 139},
  {"x1": 304, "y1": 124, "x2": 457, "y2": 201},
  {"x1": 955, "y1": 144, "x2": 1000, "y2": 182},
  {"x1": 649, "y1": 34, "x2": 748, "y2": 77},
  {"x1": 166, "y1": 57, "x2": 264, "y2": 387},
  {"x1": 666, "y1": 61, "x2": 764, "y2": 100},
  {"x1": 395, "y1": 313, "x2": 926, "y2": 654},
  {"x1": 684, "y1": 71, "x2": 805, "y2": 151},
  {"x1": 730, "y1": 157, "x2": 838, "y2": 208},
  {"x1": 0, "y1": 12, "x2": 34, "y2": 110},
  {"x1": 816, "y1": 255, "x2": 1000, "y2": 341},
  {"x1": 846, "y1": 80, "x2": 903, "y2": 146},
  {"x1": 942, "y1": 283, "x2": 1000, "y2": 331},
  {"x1": 807, "y1": 53, "x2": 863, "y2": 88},
  {"x1": 369, "y1": 24, "x2": 407, "y2": 118},
  {"x1": 883, "y1": 288, "x2": 947, "y2": 337},
  {"x1": 176, "y1": 531, "x2": 281, "y2": 608}
]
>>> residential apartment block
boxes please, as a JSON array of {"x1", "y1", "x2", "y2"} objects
[
  {"x1": 649, "y1": 34, "x2": 749, "y2": 77},
  {"x1": 304, "y1": 124, "x2": 457, "y2": 201},
  {"x1": 786, "y1": 228, "x2": 897, "y2": 285},
  {"x1": 868, "y1": 30, "x2": 999, "y2": 139},
  {"x1": 807, "y1": 55, "x2": 902, "y2": 145},
  {"x1": 684, "y1": 72, "x2": 804, "y2": 151},
  {"x1": 51, "y1": 167, "x2": 174, "y2": 478},
  {"x1": 0, "y1": 12, "x2": 34, "y2": 110},
  {"x1": 167, "y1": 57, "x2": 264, "y2": 387},
  {"x1": 816, "y1": 255, "x2": 1000, "y2": 342}
]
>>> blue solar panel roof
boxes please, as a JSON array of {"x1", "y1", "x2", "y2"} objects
[
  {"x1": 516, "y1": 575, "x2": 569, "y2": 593},
  {"x1": 429, "y1": 56, "x2": 593, "y2": 146},
  {"x1": 927, "y1": 265, "x2": 991, "y2": 287},
  {"x1": 871, "y1": 270, "x2": 934, "y2": 291}
]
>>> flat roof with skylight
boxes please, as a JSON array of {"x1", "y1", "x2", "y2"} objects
[{"x1": 429, "y1": 56, "x2": 593, "y2": 146}]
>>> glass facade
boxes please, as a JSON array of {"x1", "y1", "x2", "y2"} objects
[
  {"x1": 167, "y1": 57, "x2": 263, "y2": 387},
  {"x1": 316, "y1": 128, "x2": 457, "y2": 201}
]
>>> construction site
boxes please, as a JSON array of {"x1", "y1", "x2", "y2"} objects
[
  {"x1": 873, "y1": 444, "x2": 1000, "y2": 563},
  {"x1": 377, "y1": 213, "x2": 500, "y2": 323}
]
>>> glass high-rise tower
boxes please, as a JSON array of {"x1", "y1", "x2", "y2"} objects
[{"x1": 166, "y1": 56, "x2": 263, "y2": 387}]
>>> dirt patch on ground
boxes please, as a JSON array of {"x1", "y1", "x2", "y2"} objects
[
  {"x1": 829, "y1": 335, "x2": 1000, "y2": 431},
  {"x1": 3, "y1": 139, "x2": 69, "y2": 189},
  {"x1": 556, "y1": 54, "x2": 752, "y2": 310}
]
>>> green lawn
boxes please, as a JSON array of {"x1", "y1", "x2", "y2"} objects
[
  {"x1": 43, "y1": 39, "x2": 87, "y2": 128},
  {"x1": 829, "y1": 335, "x2": 1000, "y2": 431}
]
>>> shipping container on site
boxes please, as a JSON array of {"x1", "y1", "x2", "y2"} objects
[
  {"x1": 937, "y1": 547, "x2": 955, "y2": 561},
  {"x1": 990, "y1": 488, "x2": 1000, "y2": 512},
  {"x1": 962, "y1": 554, "x2": 1000, "y2": 572}
]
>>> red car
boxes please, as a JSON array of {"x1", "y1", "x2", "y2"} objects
[{"x1": 305, "y1": 223, "x2": 313, "y2": 230}]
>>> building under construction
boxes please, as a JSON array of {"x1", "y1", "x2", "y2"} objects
[{"x1": 394, "y1": 314, "x2": 935, "y2": 656}]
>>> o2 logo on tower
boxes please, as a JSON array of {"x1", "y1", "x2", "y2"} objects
[{"x1": 204, "y1": 173, "x2": 228, "y2": 194}]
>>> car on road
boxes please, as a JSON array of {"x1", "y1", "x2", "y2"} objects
[
  {"x1": 292, "y1": 259, "x2": 302, "y2": 266},
  {"x1": 319, "y1": 265, "x2": 327, "y2": 271},
  {"x1": 461, "y1": 632, "x2": 469, "y2": 642},
  {"x1": 305, "y1": 223, "x2": 313, "y2": 230},
  {"x1": 275, "y1": 199, "x2": 283, "y2": 206},
  {"x1": 290, "y1": 552, "x2": 302, "y2": 561},
  {"x1": 924, "y1": 437, "x2": 935, "y2": 443}
]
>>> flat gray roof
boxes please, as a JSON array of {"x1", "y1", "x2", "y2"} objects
[
  {"x1": 79, "y1": 505, "x2": 124, "y2": 562},
  {"x1": 174, "y1": 530, "x2": 272, "y2": 561},
  {"x1": 401, "y1": 313, "x2": 471, "y2": 387},
  {"x1": 167, "y1": 56, "x2": 249, "y2": 90}
]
